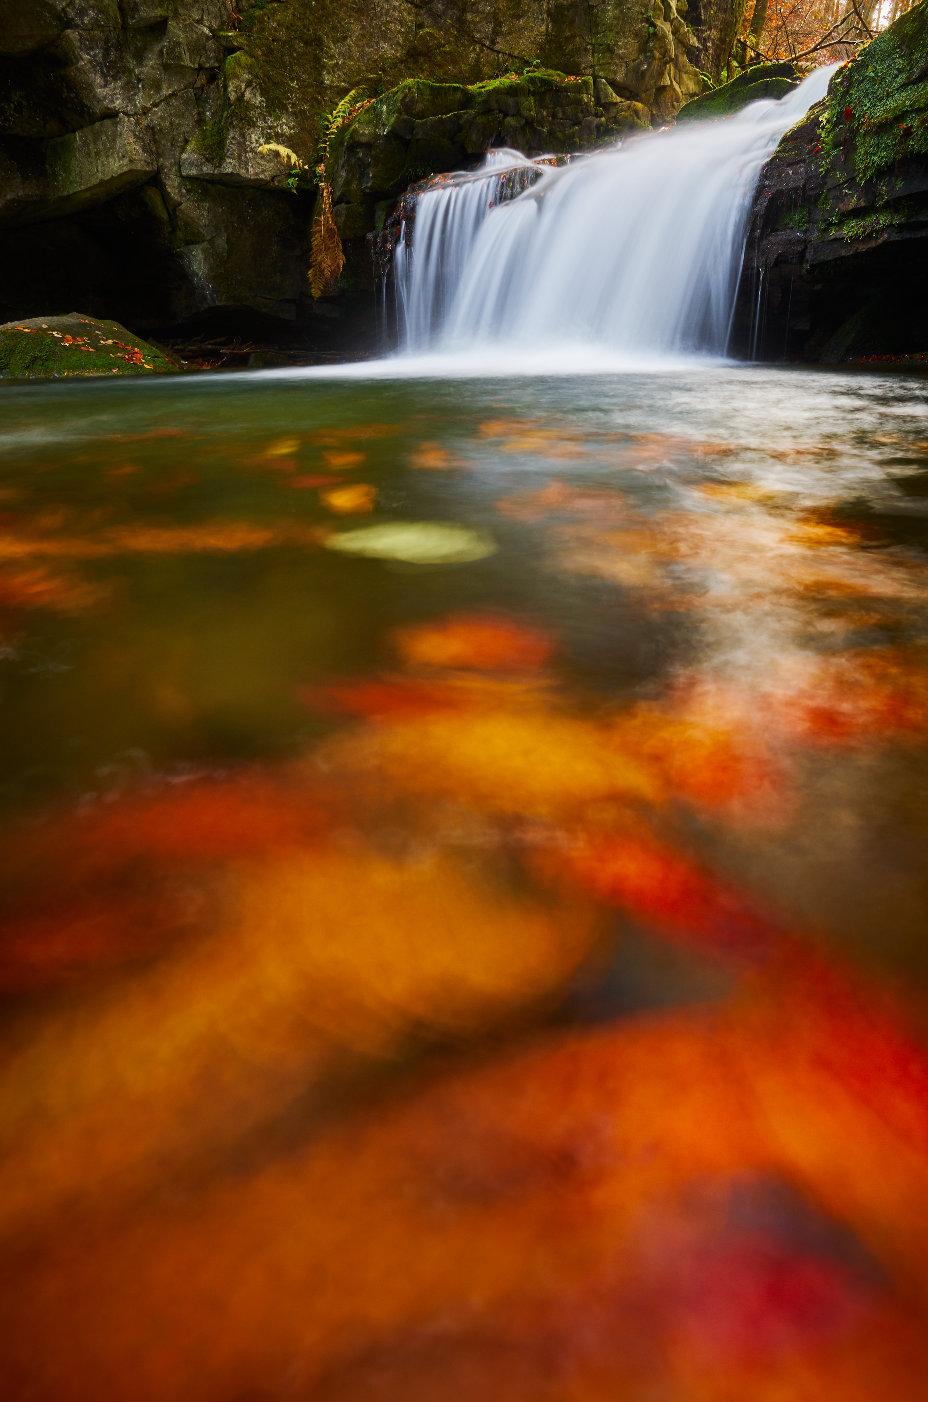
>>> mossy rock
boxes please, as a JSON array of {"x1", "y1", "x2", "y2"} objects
[
  {"x1": 717, "y1": 60, "x2": 797, "y2": 95},
  {"x1": 677, "y1": 61, "x2": 798, "y2": 122},
  {"x1": 0, "y1": 315, "x2": 185, "y2": 382},
  {"x1": 347, "y1": 81, "x2": 473, "y2": 146},
  {"x1": 740, "y1": 2, "x2": 928, "y2": 361},
  {"x1": 330, "y1": 69, "x2": 649, "y2": 201},
  {"x1": 816, "y1": 1, "x2": 928, "y2": 189}
]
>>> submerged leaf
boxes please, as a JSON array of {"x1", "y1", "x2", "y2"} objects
[
  {"x1": 409, "y1": 442, "x2": 458, "y2": 470},
  {"x1": 0, "y1": 845, "x2": 600, "y2": 1234},
  {"x1": 319, "y1": 705, "x2": 659, "y2": 819},
  {"x1": 323, "y1": 522, "x2": 497, "y2": 565},
  {"x1": 320, "y1": 483, "x2": 377, "y2": 515},
  {"x1": 393, "y1": 613, "x2": 553, "y2": 672},
  {"x1": 5, "y1": 986, "x2": 928, "y2": 1402}
]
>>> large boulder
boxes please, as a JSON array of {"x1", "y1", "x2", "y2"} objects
[
  {"x1": 0, "y1": 313, "x2": 183, "y2": 380},
  {"x1": 685, "y1": 0, "x2": 749, "y2": 81},
  {"x1": 676, "y1": 61, "x2": 797, "y2": 123},
  {"x1": 737, "y1": 3, "x2": 928, "y2": 360}
]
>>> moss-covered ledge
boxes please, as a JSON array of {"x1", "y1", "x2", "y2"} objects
[{"x1": 676, "y1": 61, "x2": 798, "y2": 123}]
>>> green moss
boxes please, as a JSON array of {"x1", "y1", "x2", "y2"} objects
[
  {"x1": 778, "y1": 205, "x2": 811, "y2": 231},
  {"x1": 338, "y1": 70, "x2": 595, "y2": 152},
  {"x1": 818, "y1": 2, "x2": 928, "y2": 187},
  {"x1": 0, "y1": 316, "x2": 184, "y2": 382},
  {"x1": 677, "y1": 63, "x2": 797, "y2": 123},
  {"x1": 188, "y1": 113, "x2": 227, "y2": 164},
  {"x1": 825, "y1": 202, "x2": 918, "y2": 242},
  {"x1": 240, "y1": 0, "x2": 274, "y2": 28}
]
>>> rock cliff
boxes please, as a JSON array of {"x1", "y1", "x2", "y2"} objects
[
  {"x1": 0, "y1": 0, "x2": 738, "y2": 346},
  {"x1": 737, "y1": 2, "x2": 928, "y2": 360}
]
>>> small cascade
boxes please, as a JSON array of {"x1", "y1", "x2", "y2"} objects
[
  {"x1": 391, "y1": 65, "x2": 838, "y2": 360},
  {"x1": 391, "y1": 150, "x2": 555, "y2": 351}
]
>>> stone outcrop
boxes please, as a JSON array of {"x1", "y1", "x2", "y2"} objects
[
  {"x1": 540, "y1": 1, "x2": 705, "y2": 119},
  {"x1": 684, "y1": 0, "x2": 748, "y2": 81},
  {"x1": 736, "y1": 2, "x2": 928, "y2": 360},
  {"x1": 0, "y1": 1, "x2": 316, "y2": 335},
  {"x1": 0, "y1": 0, "x2": 743, "y2": 345},
  {"x1": 0, "y1": 313, "x2": 183, "y2": 379},
  {"x1": 676, "y1": 60, "x2": 797, "y2": 123}
]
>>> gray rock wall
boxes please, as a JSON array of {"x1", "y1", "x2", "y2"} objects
[{"x1": 0, "y1": 0, "x2": 740, "y2": 343}]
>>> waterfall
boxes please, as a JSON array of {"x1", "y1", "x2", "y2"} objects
[
  {"x1": 392, "y1": 150, "x2": 553, "y2": 351},
  {"x1": 393, "y1": 65, "x2": 838, "y2": 359}
]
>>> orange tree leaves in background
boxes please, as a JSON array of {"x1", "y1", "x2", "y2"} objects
[{"x1": 742, "y1": 0, "x2": 916, "y2": 65}]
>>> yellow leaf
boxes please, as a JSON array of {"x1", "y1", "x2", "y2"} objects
[{"x1": 320, "y1": 483, "x2": 377, "y2": 515}]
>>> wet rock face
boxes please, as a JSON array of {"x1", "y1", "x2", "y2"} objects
[
  {"x1": 0, "y1": 2, "x2": 338, "y2": 336},
  {"x1": 0, "y1": 0, "x2": 740, "y2": 343},
  {"x1": 684, "y1": 0, "x2": 748, "y2": 81},
  {"x1": 736, "y1": 3, "x2": 928, "y2": 362}
]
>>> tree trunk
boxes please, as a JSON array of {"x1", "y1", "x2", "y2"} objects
[{"x1": 748, "y1": 0, "x2": 768, "y2": 44}]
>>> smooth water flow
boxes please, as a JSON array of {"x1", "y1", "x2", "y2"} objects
[
  {"x1": 395, "y1": 66, "x2": 838, "y2": 357},
  {"x1": 394, "y1": 149, "x2": 544, "y2": 350}
]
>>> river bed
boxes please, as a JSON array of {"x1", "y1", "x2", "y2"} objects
[{"x1": 1, "y1": 361, "x2": 927, "y2": 1399}]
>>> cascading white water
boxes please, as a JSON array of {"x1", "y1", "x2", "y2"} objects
[
  {"x1": 393, "y1": 150, "x2": 549, "y2": 350},
  {"x1": 395, "y1": 65, "x2": 838, "y2": 359}
]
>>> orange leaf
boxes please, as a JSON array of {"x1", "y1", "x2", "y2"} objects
[
  {"x1": 393, "y1": 613, "x2": 554, "y2": 672},
  {"x1": 320, "y1": 483, "x2": 377, "y2": 514}
]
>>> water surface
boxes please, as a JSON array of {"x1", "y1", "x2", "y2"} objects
[{"x1": 1, "y1": 363, "x2": 928, "y2": 1400}]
